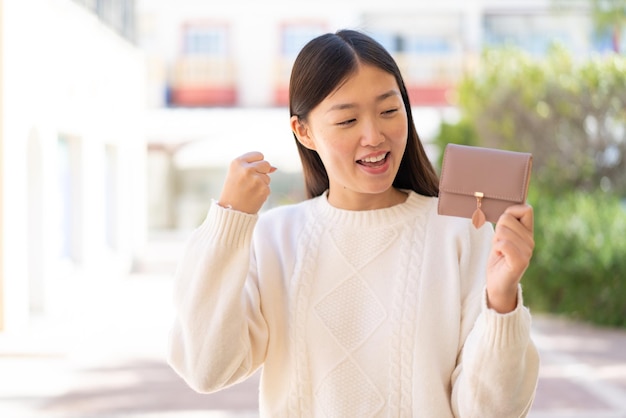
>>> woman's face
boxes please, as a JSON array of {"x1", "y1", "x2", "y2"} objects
[{"x1": 291, "y1": 63, "x2": 408, "y2": 210}]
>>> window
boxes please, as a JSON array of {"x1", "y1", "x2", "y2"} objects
[
  {"x1": 72, "y1": 0, "x2": 136, "y2": 43},
  {"x1": 183, "y1": 25, "x2": 229, "y2": 56},
  {"x1": 483, "y1": 13, "x2": 591, "y2": 56},
  {"x1": 274, "y1": 22, "x2": 326, "y2": 105},
  {"x1": 169, "y1": 23, "x2": 236, "y2": 106},
  {"x1": 280, "y1": 24, "x2": 325, "y2": 56}
]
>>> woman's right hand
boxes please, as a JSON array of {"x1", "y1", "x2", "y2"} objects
[{"x1": 218, "y1": 151, "x2": 277, "y2": 214}]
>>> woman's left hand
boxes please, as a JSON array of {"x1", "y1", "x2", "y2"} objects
[{"x1": 486, "y1": 204, "x2": 535, "y2": 313}]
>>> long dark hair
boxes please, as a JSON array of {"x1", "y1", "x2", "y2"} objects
[{"x1": 289, "y1": 29, "x2": 439, "y2": 199}]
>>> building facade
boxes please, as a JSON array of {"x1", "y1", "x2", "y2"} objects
[
  {"x1": 0, "y1": 0, "x2": 146, "y2": 332},
  {"x1": 137, "y1": 0, "x2": 613, "y2": 109},
  {"x1": 137, "y1": 0, "x2": 611, "y2": 231}
]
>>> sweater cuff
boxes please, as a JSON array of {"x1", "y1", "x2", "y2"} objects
[
  {"x1": 196, "y1": 201, "x2": 258, "y2": 249},
  {"x1": 480, "y1": 285, "x2": 531, "y2": 349}
]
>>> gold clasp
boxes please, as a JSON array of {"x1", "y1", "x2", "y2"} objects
[
  {"x1": 472, "y1": 192, "x2": 486, "y2": 228},
  {"x1": 474, "y1": 192, "x2": 484, "y2": 209}
]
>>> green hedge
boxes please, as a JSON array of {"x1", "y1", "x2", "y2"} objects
[
  {"x1": 435, "y1": 45, "x2": 626, "y2": 327},
  {"x1": 457, "y1": 46, "x2": 626, "y2": 195},
  {"x1": 523, "y1": 189, "x2": 626, "y2": 327}
]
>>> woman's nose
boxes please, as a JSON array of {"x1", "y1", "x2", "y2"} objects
[{"x1": 360, "y1": 118, "x2": 385, "y2": 147}]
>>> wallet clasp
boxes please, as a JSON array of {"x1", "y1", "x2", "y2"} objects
[{"x1": 473, "y1": 192, "x2": 486, "y2": 228}]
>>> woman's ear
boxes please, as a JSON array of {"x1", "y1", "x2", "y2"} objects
[{"x1": 290, "y1": 115, "x2": 316, "y2": 150}]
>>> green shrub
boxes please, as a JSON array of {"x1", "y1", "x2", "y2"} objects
[
  {"x1": 432, "y1": 118, "x2": 481, "y2": 170},
  {"x1": 523, "y1": 189, "x2": 626, "y2": 327},
  {"x1": 435, "y1": 45, "x2": 626, "y2": 326},
  {"x1": 457, "y1": 46, "x2": 626, "y2": 195}
]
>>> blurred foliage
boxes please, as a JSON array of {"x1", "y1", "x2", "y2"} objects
[
  {"x1": 436, "y1": 44, "x2": 626, "y2": 327},
  {"x1": 552, "y1": 0, "x2": 626, "y2": 52},
  {"x1": 524, "y1": 188, "x2": 626, "y2": 327},
  {"x1": 591, "y1": 0, "x2": 626, "y2": 52},
  {"x1": 456, "y1": 45, "x2": 626, "y2": 196},
  {"x1": 551, "y1": 0, "x2": 626, "y2": 52},
  {"x1": 433, "y1": 118, "x2": 481, "y2": 169}
]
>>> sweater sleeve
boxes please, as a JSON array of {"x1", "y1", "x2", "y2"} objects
[
  {"x1": 451, "y1": 227, "x2": 540, "y2": 418},
  {"x1": 167, "y1": 202, "x2": 269, "y2": 393}
]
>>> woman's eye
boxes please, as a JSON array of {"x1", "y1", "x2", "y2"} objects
[
  {"x1": 337, "y1": 118, "x2": 356, "y2": 126},
  {"x1": 382, "y1": 108, "x2": 398, "y2": 116}
]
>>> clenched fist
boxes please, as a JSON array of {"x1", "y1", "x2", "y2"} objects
[{"x1": 218, "y1": 152, "x2": 277, "y2": 214}]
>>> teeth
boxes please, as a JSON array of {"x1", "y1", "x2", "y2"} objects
[{"x1": 361, "y1": 153, "x2": 386, "y2": 163}]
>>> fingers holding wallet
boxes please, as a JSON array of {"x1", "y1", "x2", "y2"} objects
[{"x1": 486, "y1": 204, "x2": 535, "y2": 313}]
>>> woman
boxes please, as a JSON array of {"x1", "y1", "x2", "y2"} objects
[{"x1": 167, "y1": 29, "x2": 539, "y2": 417}]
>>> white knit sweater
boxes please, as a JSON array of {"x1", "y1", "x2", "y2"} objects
[{"x1": 167, "y1": 191, "x2": 540, "y2": 417}]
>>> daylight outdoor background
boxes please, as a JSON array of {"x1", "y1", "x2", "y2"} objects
[{"x1": 1, "y1": 0, "x2": 625, "y2": 417}]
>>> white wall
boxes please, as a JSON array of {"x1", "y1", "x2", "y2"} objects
[{"x1": 1, "y1": 0, "x2": 146, "y2": 331}]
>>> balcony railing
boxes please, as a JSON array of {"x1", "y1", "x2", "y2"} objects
[{"x1": 168, "y1": 56, "x2": 237, "y2": 107}]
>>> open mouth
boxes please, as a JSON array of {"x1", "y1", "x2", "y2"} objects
[{"x1": 357, "y1": 152, "x2": 389, "y2": 168}]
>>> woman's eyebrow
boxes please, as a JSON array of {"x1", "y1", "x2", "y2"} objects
[
  {"x1": 327, "y1": 103, "x2": 357, "y2": 112},
  {"x1": 376, "y1": 89, "x2": 401, "y2": 102}
]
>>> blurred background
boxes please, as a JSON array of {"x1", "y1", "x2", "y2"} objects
[{"x1": 1, "y1": 0, "x2": 625, "y2": 417}]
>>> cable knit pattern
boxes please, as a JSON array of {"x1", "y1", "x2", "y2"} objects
[
  {"x1": 312, "y1": 225, "x2": 394, "y2": 416},
  {"x1": 387, "y1": 199, "x2": 428, "y2": 416},
  {"x1": 167, "y1": 191, "x2": 540, "y2": 418},
  {"x1": 314, "y1": 276, "x2": 386, "y2": 352},
  {"x1": 317, "y1": 359, "x2": 385, "y2": 416},
  {"x1": 288, "y1": 203, "x2": 323, "y2": 417}
]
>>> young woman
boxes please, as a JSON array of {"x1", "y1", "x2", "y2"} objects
[{"x1": 167, "y1": 29, "x2": 539, "y2": 417}]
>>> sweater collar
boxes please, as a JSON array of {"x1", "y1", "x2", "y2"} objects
[{"x1": 312, "y1": 190, "x2": 431, "y2": 227}]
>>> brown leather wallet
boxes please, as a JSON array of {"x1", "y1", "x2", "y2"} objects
[{"x1": 437, "y1": 144, "x2": 533, "y2": 228}]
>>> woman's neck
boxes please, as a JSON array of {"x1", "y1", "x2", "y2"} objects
[{"x1": 326, "y1": 187, "x2": 408, "y2": 211}]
